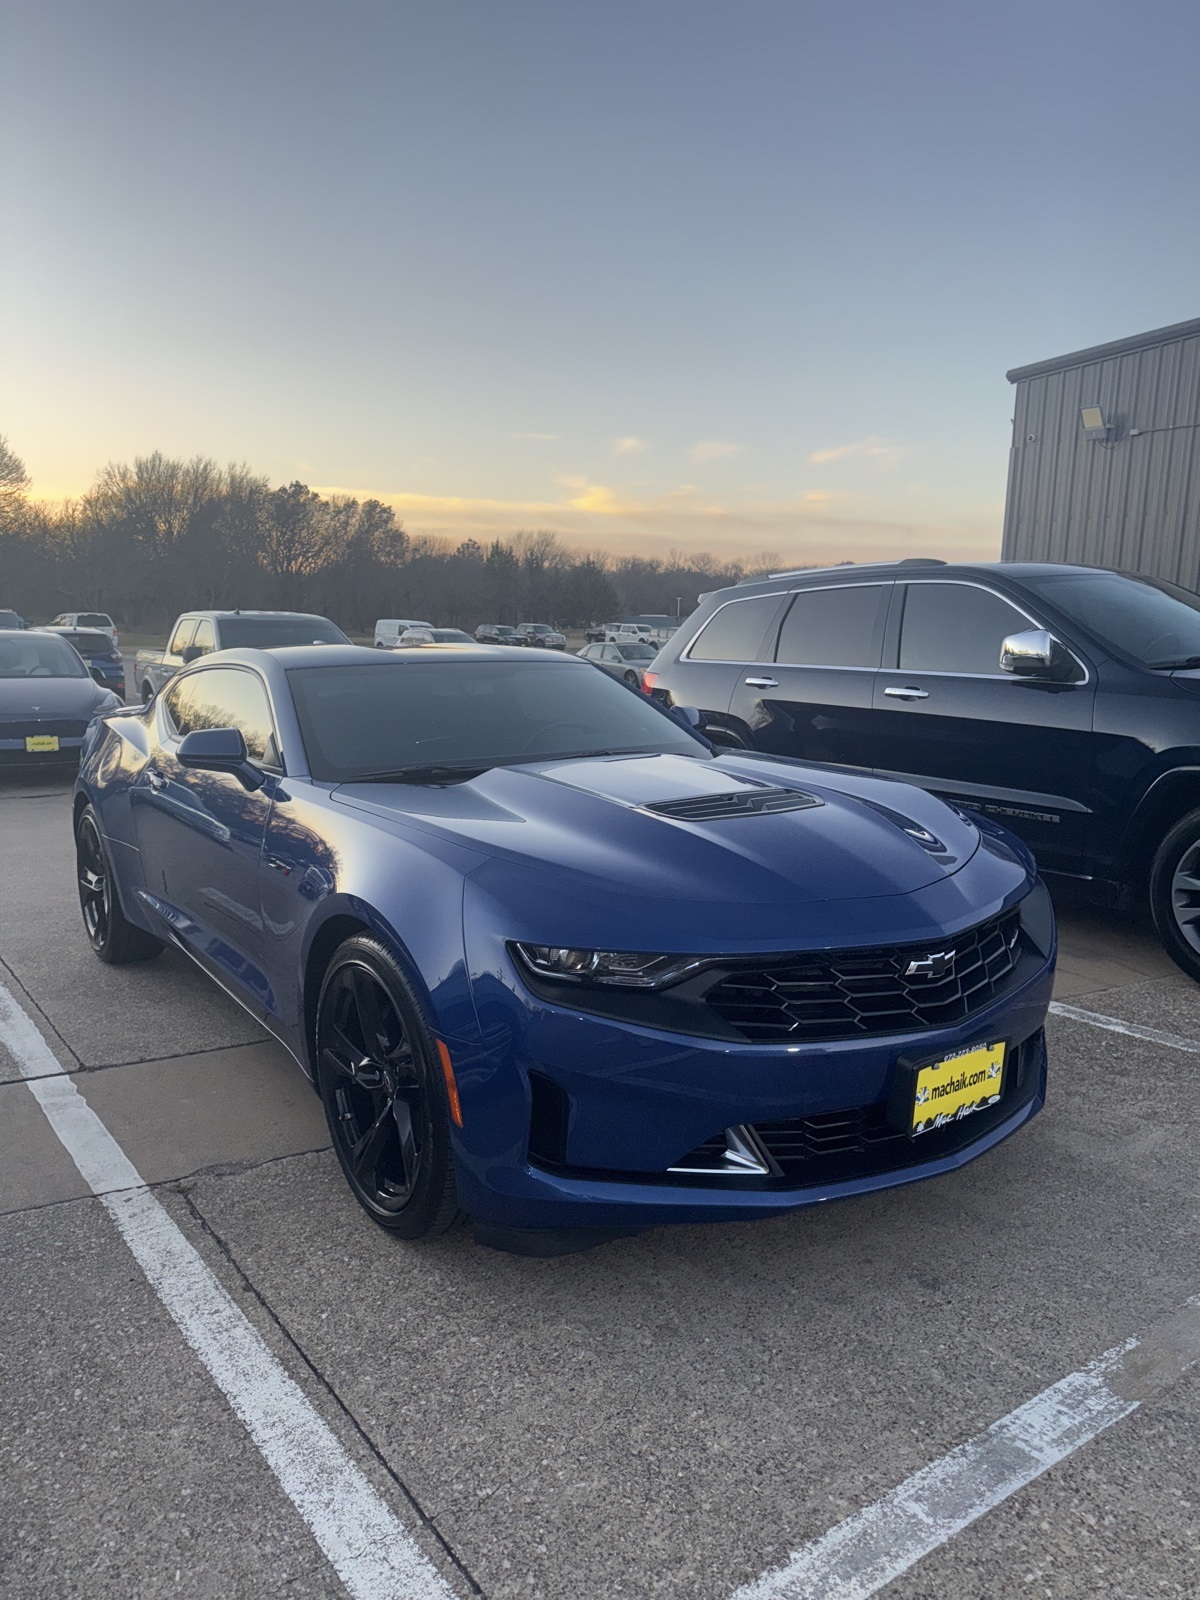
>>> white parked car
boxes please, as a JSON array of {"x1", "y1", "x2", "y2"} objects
[
  {"x1": 374, "y1": 617, "x2": 433, "y2": 647},
  {"x1": 397, "y1": 627, "x2": 476, "y2": 646},
  {"x1": 50, "y1": 610, "x2": 118, "y2": 646}
]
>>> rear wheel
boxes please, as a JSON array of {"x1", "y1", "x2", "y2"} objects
[
  {"x1": 76, "y1": 806, "x2": 164, "y2": 964},
  {"x1": 622, "y1": 669, "x2": 640, "y2": 688},
  {"x1": 315, "y1": 936, "x2": 463, "y2": 1237},
  {"x1": 1150, "y1": 808, "x2": 1200, "y2": 982}
]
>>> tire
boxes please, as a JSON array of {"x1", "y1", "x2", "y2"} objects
[
  {"x1": 622, "y1": 669, "x2": 640, "y2": 687},
  {"x1": 1150, "y1": 807, "x2": 1200, "y2": 982},
  {"x1": 76, "y1": 805, "x2": 164, "y2": 964},
  {"x1": 314, "y1": 935, "x2": 464, "y2": 1238}
]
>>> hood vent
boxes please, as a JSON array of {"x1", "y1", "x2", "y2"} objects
[{"x1": 643, "y1": 786, "x2": 822, "y2": 822}]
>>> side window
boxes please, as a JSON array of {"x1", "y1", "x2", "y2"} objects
[
  {"x1": 686, "y1": 595, "x2": 784, "y2": 662},
  {"x1": 899, "y1": 584, "x2": 1030, "y2": 676},
  {"x1": 162, "y1": 674, "x2": 199, "y2": 737},
  {"x1": 192, "y1": 619, "x2": 216, "y2": 655},
  {"x1": 578, "y1": 645, "x2": 597, "y2": 660},
  {"x1": 601, "y1": 645, "x2": 620, "y2": 662},
  {"x1": 168, "y1": 618, "x2": 197, "y2": 657},
  {"x1": 775, "y1": 585, "x2": 888, "y2": 668},
  {"x1": 180, "y1": 667, "x2": 278, "y2": 763}
]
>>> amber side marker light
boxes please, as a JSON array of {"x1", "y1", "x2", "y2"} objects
[{"x1": 437, "y1": 1039, "x2": 464, "y2": 1127}]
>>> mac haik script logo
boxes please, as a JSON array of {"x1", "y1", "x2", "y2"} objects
[{"x1": 905, "y1": 949, "x2": 956, "y2": 981}]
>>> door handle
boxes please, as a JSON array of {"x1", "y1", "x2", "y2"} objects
[
  {"x1": 146, "y1": 767, "x2": 167, "y2": 790},
  {"x1": 744, "y1": 677, "x2": 779, "y2": 689},
  {"x1": 884, "y1": 686, "x2": 929, "y2": 701}
]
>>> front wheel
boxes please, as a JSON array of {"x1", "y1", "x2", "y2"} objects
[
  {"x1": 314, "y1": 936, "x2": 464, "y2": 1237},
  {"x1": 1150, "y1": 808, "x2": 1200, "y2": 982},
  {"x1": 76, "y1": 806, "x2": 164, "y2": 964}
]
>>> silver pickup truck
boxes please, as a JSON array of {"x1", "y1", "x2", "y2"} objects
[{"x1": 134, "y1": 610, "x2": 350, "y2": 703}]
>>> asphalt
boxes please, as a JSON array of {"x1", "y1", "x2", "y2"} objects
[{"x1": 2, "y1": 770, "x2": 1199, "y2": 1600}]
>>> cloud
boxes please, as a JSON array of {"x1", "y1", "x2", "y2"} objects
[
  {"x1": 509, "y1": 431, "x2": 560, "y2": 442},
  {"x1": 801, "y1": 489, "x2": 852, "y2": 505},
  {"x1": 310, "y1": 480, "x2": 999, "y2": 566},
  {"x1": 810, "y1": 435, "x2": 908, "y2": 468},
  {"x1": 611, "y1": 436, "x2": 650, "y2": 455},
  {"x1": 690, "y1": 439, "x2": 744, "y2": 463}
]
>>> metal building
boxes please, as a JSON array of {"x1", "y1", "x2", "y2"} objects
[{"x1": 1002, "y1": 315, "x2": 1200, "y2": 587}]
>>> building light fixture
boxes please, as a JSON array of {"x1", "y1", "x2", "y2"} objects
[{"x1": 1080, "y1": 406, "x2": 1109, "y2": 441}]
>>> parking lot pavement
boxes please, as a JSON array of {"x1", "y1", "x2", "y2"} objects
[{"x1": 3, "y1": 774, "x2": 1200, "y2": 1600}]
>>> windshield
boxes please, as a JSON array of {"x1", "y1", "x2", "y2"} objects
[
  {"x1": 287, "y1": 658, "x2": 706, "y2": 781},
  {"x1": 616, "y1": 644, "x2": 656, "y2": 660},
  {"x1": 60, "y1": 632, "x2": 114, "y2": 654},
  {"x1": 1020, "y1": 570, "x2": 1200, "y2": 668},
  {"x1": 430, "y1": 629, "x2": 475, "y2": 642},
  {"x1": 0, "y1": 634, "x2": 88, "y2": 678},
  {"x1": 219, "y1": 616, "x2": 349, "y2": 648}
]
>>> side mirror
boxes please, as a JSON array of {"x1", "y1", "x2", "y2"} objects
[
  {"x1": 90, "y1": 666, "x2": 107, "y2": 684},
  {"x1": 180, "y1": 645, "x2": 204, "y2": 664},
  {"x1": 176, "y1": 726, "x2": 265, "y2": 790},
  {"x1": 1000, "y1": 629, "x2": 1076, "y2": 681},
  {"x1": 671, "y1": 705, "x2": 705, "y2": 731}
]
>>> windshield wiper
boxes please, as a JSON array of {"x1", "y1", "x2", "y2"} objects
[
  {"x1": 1147, "y1": 655, "x2": 1200, "y2": 670},
  {"x1": 348, "y1": 763, "x2": 490, "y2": 784}
]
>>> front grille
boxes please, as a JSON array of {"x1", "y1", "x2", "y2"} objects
[
  {"x1": 705, "y1": 909, "x2": 1022, "y2": 1042},
  {"x1": 644, "y1": 786, "x2": 821, "y2": 822}
]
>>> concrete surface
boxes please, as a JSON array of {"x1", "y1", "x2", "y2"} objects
[{"x1": 3, "y1": 774, "x2": 1200, "y2": 1599}]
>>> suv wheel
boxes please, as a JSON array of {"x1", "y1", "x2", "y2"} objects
[{"x1": 1150, "y1": 808, "x2": 1200, "y2": 981}]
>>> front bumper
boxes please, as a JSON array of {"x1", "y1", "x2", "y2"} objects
[{"x1": 451, "y1": 929, "x2": 1054, "y2": 1231}]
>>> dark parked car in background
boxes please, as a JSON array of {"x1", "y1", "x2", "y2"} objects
[
  {"x1": 646, "y1": 559, "x2": 1200, "y2": 981},
  {"x1": 0, "y1": 609, "x2": 27, "y2": 630},
  {"x1": 475, "y1": 624, "x2": 525, "y2": 646},
  {"x1": 46, "y1": 627, "x2": 126, "y2": 698},
  {"x1": 577, "y1": 639, "x2": 657, "y2": 687},
  {"x1": 515, "y1": 623, "x2": 566, "y2": 649},
  {"x1": 0, "y1": 629, "x2": 122, "y2": 767}
]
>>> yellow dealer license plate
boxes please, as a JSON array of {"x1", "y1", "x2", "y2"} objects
[
  {"x1": 912, "y1": 1041, "x2": 1005, "y2": 1136},
  {"x1": 25, "y1": 735, "x2": 59, "y2": 753}
]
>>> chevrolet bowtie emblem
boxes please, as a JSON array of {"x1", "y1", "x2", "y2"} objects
[{"x1": 905, "y1": 950, "x2": 956, "y2": 980}]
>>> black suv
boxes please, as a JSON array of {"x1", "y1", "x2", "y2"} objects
[{"x1": 645, "y1": 559, "x2": 1200, "y2": 980}]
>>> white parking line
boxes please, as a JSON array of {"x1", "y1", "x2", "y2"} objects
[
  {"x1": 0, "y1": 980, "x2": 455, "y2": 1600},
  {"x1": 731, "y1": 1294, "x2": 1200, "y2": 1600},
  {"x1": 1049, "y1": 1000, "x2": 1200, "y2": 1053}
]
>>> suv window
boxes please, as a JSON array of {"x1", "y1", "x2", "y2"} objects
[
  {"x1": 168, "y1": 618, "x2": 197, "y2": 656},
  {"x1": 686, "y1": 595, "x2": 782, "y2": 662},
  {"x1": 899, "y1": 582, "x2": 1030, "y2": 676},
  {"x1": 776, "y1": 584, "x2": 888, "y2": 668}
]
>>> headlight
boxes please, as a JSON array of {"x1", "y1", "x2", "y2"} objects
[{"x1": 511, "y1": 943, "x2": 704, "y2": 989}]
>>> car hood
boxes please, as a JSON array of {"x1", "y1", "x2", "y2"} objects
[
  {"x1": 333, "y1": 751, "x2": 980, "y2": 906},
  {"x1": 0, "y1": 676, "x2": 114, "y2": 717}
]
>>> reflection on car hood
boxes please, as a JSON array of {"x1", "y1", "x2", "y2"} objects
[
  {"x1": 0, "y1": 676, "x2": 109, "y2": 717},
  {"x1": 333, "y1": 751, "x2": 980, "y2": 906}
]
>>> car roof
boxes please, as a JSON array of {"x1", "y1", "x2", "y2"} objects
[
  {"x1": 724, "y1": 558, "x2": 1136, "y2": 599},
  {"x1": 187, "y1": 609, "x2": 335, "y2": 621},
  {"x1": 207, "y1": 643, "x2": 588, "y2": 669}
]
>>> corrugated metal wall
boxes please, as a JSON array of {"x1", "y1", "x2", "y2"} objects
[{"x1": 1002, "y1": 324, "x2": 1200, "y2": 587}]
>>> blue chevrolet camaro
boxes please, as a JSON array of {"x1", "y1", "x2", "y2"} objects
[{"x1": 73, "y1": 644, "x2": 1054, "y2": 1253}]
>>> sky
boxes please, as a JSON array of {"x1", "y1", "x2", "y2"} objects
[{"x1": 4, "y1": 0, "x2": 1200, "y2": 565}]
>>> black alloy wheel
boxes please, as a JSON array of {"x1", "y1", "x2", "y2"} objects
[
  {"x1": 75, "y1": 805, "x2": 164, "y2": 964},
  {"x1": 1150, "y1": 807, "x2": 1200, "y2": 983},
  {"x1": 622, "y1": 669, "x2": 640, "y2": 687},
  {"x1": 315, "y1": 936, "x2": 463, "y2": 1237}
]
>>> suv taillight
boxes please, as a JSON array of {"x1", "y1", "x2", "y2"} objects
[{"x1": 641, "y1": 670, "x2": 658, "y2": 694}]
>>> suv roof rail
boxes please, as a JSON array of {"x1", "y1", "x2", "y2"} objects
[{"x1": 896, "y1": 557, "x2": 948, "y2": 567}]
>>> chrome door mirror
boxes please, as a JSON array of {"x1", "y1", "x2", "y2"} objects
[{"x1": 1000, "y1": 629, "x2": 1076, "y2": 681}]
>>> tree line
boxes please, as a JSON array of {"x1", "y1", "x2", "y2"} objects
[{"x1": 0, "y1": 439, "x2": 796, "y2": 635}]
